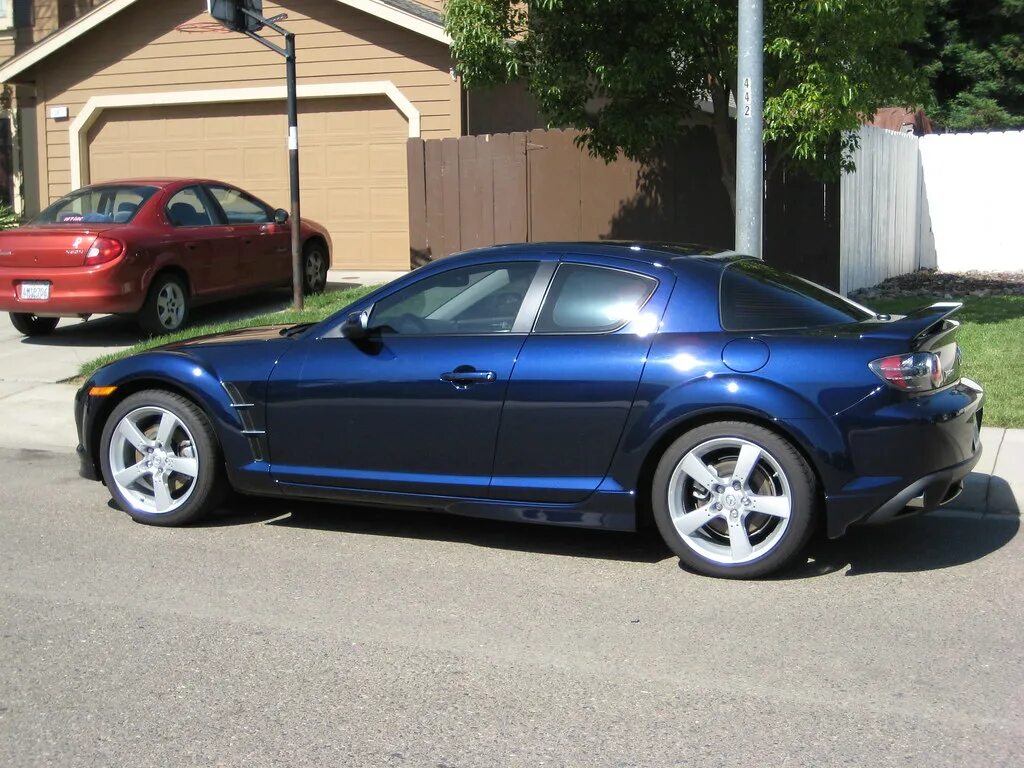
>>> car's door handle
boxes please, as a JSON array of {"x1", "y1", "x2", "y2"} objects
[
  {"x1": 185, "y1": 242, "x2": 199, "y2": 251},
  {"x1": 440, "y1": 369, "x2": 496, "y2": 385}
]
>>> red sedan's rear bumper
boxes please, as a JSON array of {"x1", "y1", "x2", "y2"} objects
[{"x1": 0, "y1": 260, "x2": 144, "y2": 317}]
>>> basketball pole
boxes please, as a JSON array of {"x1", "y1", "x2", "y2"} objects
[
  {"x1": 238, "y1": 6, "x2": 304, "y2": 310},
  {"x1": 285, "y1": 33, "x2": 302, "y2": 312}
]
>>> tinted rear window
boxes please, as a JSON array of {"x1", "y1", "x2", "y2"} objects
[
  {"x1": 720, "y1": 260, "x2": 874, "y2": 331},
  {"x1": 31, "y1": 185, "x2": 157, "y2": 225}
]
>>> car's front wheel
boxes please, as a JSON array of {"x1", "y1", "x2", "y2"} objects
[
  {"x1": 10, "y1": 312, "x2": 59, "y2": 337},
  {"x1": 651, "y1": 421, "x2": 817, "y2": 579},
  {"x1": 99, "y1": 390, "x2": 225, "y2": 526}
]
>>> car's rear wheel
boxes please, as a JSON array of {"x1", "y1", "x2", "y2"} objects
[
  {"x1": 302, "y1": 242, "x2": 327, "y2": 295},
  {"x1": 139, "y1": 273, "x2": 189, "y2": 335},
  {"x1": 10, "y1": 312, "x2": 59, "y2": 337},
  {"x1": 99, "y1": 390, "x2": 225, "y2": 526},
  {"x1": 652, "y1": 421, "x2": 816, "y2": 579}
]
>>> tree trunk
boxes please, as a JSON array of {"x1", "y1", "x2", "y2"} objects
[{"x1": 710, "y1": 89, "x2": 738, "y2": 219}]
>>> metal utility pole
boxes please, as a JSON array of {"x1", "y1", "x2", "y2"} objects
[
  {"x1": 735, "y1": 0, "x2": 764, "y2": 260},
  {"x1": 238, "y1": 6, "x2": 304, "y2": 310}
]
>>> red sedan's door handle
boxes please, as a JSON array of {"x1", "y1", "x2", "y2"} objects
[
  {"x1": 440, "y1": 368, "x2": 497, "y2": 386},
  {"x1": 185, "y1": 242, "x2": 199, "y2": 251}
]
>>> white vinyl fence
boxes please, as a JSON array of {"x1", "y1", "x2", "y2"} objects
[{"x1": 840, "y1": 126, "x2": 1024, "y2": 293}]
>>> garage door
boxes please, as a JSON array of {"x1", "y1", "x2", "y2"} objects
[{"x1": 86, "y1": 96, "x2": 410, "y2": 270}]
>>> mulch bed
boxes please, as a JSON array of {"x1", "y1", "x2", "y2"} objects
[{"x1": 850, "y1": 269, "x2": 1024, "y2": 300}]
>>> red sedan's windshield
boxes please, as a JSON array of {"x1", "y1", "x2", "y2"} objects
[{"x1": 30, "y1": 185, "x2": 158, "y2": 226}]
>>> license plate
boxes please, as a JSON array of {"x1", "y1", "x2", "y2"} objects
[{"x1": 19, "y1": 282, "x2": 50, "y2": 301}]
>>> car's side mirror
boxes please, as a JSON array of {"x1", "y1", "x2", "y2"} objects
[
  {"x1": 273, "y1": 208, "x2": 289, "y2": 225},
  {"x1": 340, "y1": 311, "x2": 369, "y2": 340}
]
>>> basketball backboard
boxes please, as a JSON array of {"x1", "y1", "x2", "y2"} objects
[{"x1": 207, "y1": 0, "x2": 264, "y2": 33}]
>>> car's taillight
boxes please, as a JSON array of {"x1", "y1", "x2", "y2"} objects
[
  {"x1": 84, "y1": 237, "x2": 124, "y2": 266},
  {"x1": 869, "y1": 351, "x2": 945, "y2": 392}
]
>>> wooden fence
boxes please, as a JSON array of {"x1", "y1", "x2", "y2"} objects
[{"x1": 407, "y1": 128, "x2": 840, "y2": 288}]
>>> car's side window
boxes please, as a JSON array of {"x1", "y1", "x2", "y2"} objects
[
  {"x1": 534, "y1": 263, "x2": 658, "y2": 334},
  {"x1": 166, "y1": 187, "x2": 216, "y2": 227},
  {"x1": 207, "y1": 185, "x2": 272, "y2": 225},
  {"x1": 369, "y1": 262, "x2": 540, "y2": 335}
]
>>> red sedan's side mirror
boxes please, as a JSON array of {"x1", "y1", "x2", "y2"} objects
[{"x1": 273, "y1": 208, "x2": 289, "y2": 225}]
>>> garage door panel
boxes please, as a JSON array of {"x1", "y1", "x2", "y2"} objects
[
  {"x1": 369, "y1": 144, "x2": 407, "y2": 177},
  {"x1": 87, "y1": 95, "x2": 410, "y2": 270},
  {"x1": 326, "y1": 145, "x2": 369, "y2": 178},
  {"x1": 371, "y1": 189, "x2": 408, "y2": 223}
]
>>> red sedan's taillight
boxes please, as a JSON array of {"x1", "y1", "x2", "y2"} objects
[
  {"x1": 869, "y1": 351, "x2": 945, "y2": 392},
  {"x1": 84, "y1": 237, "x2": 124, "y2": 266}
]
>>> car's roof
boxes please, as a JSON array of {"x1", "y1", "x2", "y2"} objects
[
  {"x1": 80, "y1": 178, "x2": 230, "y2": 189},
  {"x1": 451, "y1": 241, "x2": 746, "y2": 269}
]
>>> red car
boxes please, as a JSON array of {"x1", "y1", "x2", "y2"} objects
[{"x1": 0, "y1": 179, "x2": 332, "y2": 336}]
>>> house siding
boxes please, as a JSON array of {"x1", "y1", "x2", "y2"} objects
[{"x1": 24, "y1": 0, "x2": 458, "y2": 204}]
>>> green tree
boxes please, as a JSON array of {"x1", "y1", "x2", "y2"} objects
[
  {"x1": 446, "y1": 0, "x2": 928, "y2": 211},
  {"x1": 911, "y1": 0, "x2": 1023, "y2": 131}
]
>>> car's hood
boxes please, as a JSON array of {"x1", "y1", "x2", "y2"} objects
[{"x1": 160, "y1": 324, "x2": 293, "y2": 350}]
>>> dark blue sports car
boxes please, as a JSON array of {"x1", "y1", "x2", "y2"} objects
[{"x1": 75, "y1": 243, "x2": 984, "y2": 578}]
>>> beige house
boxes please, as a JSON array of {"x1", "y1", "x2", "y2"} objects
[{"x1": 0, "y1": 0, "x2": 461, "y2": 269}]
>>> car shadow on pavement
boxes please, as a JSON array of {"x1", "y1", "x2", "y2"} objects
[
  {"x1": 781, "y1": 510, "x2": 1020, "y2": 578},
  {"x1": 201, "y1": 492, "x2": 1020, "y2": 574},
  {"x1": 204, "y1": 495, "x2": 675, "y2": 564},
  {"x1": 16, "y1": 289, "x2": 297, "y2": 348}
]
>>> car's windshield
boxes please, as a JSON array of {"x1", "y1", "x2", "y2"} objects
[{"x1": 30, "y1": 185, "x2": 158, "y2": 226}]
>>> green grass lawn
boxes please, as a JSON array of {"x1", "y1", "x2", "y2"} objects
[
  {"x1": 868, "y1": 295, "x2": 1024, "y2": 429},
  {"x1": 78, "y1": 284, "x2": 377, "y2": 380},
  {"x1": 79, "y1": 290, "x2": 1024, "y2": 428}
]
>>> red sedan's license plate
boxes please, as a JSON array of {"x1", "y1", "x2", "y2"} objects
[{"x1": 18, "y1": 282, "x2": 50, "y2": 301}]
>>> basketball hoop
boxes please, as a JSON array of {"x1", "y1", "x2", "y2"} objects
[
  {"x1": 175, "y1": 21, "x2": 234, "y2": 34},
  {"x1": 207, "y1": 0, "x2": 264, "y2": 33}
]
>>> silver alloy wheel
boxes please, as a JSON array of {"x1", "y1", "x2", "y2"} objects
[
  {"x1": 305, "y1": 249, "x2": 326, "y2": 293},
  {"x1": 156, "y1": 281, "x2": 186, "y2": 330},
  {"x1": 108, "y1": 406, "x2": 200, "y2": 515},
  {"x1": 667, "y1": 437, "x2": 793, "y2": 565}
]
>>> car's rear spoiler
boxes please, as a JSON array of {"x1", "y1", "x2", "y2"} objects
[{"x1": 859, "y1": 302, "x2": 963, "y2": 349}]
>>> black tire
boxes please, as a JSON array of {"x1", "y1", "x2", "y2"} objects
[
  {"x1": 302, "y1": 241, "x2": 328, "y2": 295},
  {"x1": 138, "y1": 273, "x2": 189, "y2": 335},
  {"x1": 10, "y1": 312, "x2": 59, "y2": 336},
  {"x1": 99, "y1": 390, "x2": 226, "y2": 526},
  {"x1": 651, "y1": 421, "x2": 817, "y2": 579}
]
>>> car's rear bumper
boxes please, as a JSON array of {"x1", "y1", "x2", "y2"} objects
[
  {"x1": 824, "y1": 378, "x2": 984, "y2": 537},
  {"x1": 0, "y1": 261, "x2": 143, "y2": 316}
]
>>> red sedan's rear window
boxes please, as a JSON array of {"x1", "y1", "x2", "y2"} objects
[{"x1": 31, "y1": 185, "x2": 158, "y2": 226}]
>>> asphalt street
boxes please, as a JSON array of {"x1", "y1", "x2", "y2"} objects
[{"x1": 1, "y1": 447, "x2": 1021, "y2": 768}]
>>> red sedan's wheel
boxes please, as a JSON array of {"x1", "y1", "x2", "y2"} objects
[
  {"x1": 9, "y1": 312, "x2": 59, "y2": 337},
  {"x1": 139, "y1": 273, "x2": 190, "y2": 336},
  {"x1": 303, "y1": 242, "x2": 328, "y2": 295}
]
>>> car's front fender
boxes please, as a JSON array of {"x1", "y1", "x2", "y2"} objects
[{"x1": 80, "y1": 347, "x2": 282, "y2": 495}]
